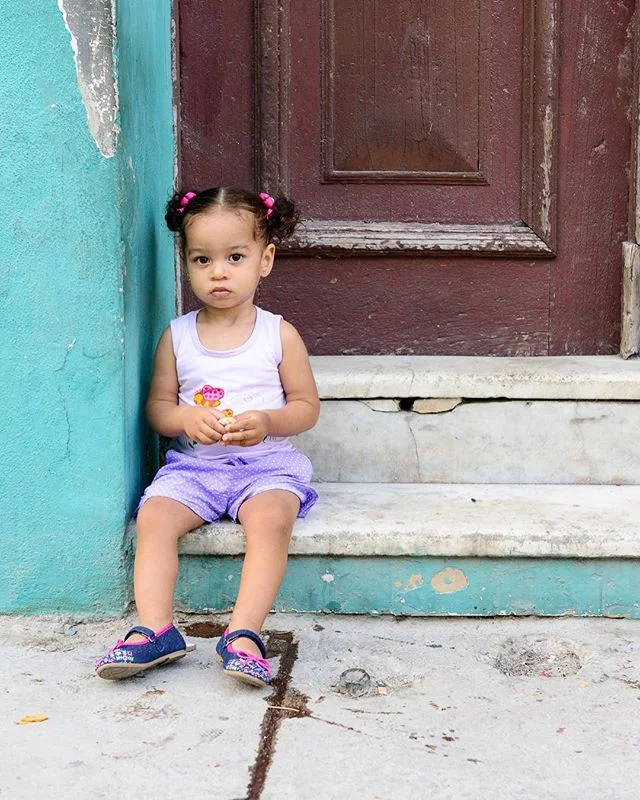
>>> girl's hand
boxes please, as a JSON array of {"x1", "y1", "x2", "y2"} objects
[
  {"x1": 180, "y1": 406, "x2": 227, "y2": 445},
  {"x1": 221, "y1": 410, "x2": 270, "y2": 447}
]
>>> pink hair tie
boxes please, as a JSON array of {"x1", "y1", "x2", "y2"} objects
[
  {"x1": 178, "y1": 191, "x2": 197, "y2": 214},
  {"x1": 259, "y1": 191, "x2": 275, "y2": 218}
]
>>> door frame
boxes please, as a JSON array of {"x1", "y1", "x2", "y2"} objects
[{"x1": 622, "y1": 6, "x2": 640, "y2": 358}]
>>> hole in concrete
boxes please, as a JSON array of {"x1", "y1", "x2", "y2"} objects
[
  {"x1": 182, "y1": 621, "x2": 227, "y2": 639},
  {"x1": 334, "y1": 668, "x2": 391, "y2": 698},
  {"x1": 183, "y1": 621, "x2": 290, "y2": 660},
  {"x1": 494, "y1": 638, "x2": 583, "y2": 677},
  {"x1": 263, "y1": 630, "x2": 291, "y2": 659},
  {"x1": 398, "y1": 398, "x2": 414, "y2": 411},
  {"x1": 337, "y1": 668, "x2": 373, "y2": 697}
]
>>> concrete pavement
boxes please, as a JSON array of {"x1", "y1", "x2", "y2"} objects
[{"x1": 2, "y1": 613, "x2": 639, "y2": 799}]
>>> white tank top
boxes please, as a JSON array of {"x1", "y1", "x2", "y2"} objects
[{"x1": 170, "y1": 307, "x2": 293, "y2": 460}]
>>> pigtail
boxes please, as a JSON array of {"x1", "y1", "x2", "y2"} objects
[
  {"x1": 267, "y1": 196, "x2": 301, "y2": 243},
  {"x1": 165, "y1": 189, "x2": 202, "y2": 232},
  {"x1": 166, "y1": 190, "x2": 189, "y2": 232}
]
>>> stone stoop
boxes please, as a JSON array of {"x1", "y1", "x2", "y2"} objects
[{"x1": 174, "y1": 356, "x2": 640, "y2": 617}]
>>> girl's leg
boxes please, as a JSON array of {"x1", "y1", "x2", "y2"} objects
[
  {"x1": 228, "y1": 490, "x2": 300, "y2": 655},
  {"x1": 128, "y1": 496, "x2": 204, "y2": 643}
]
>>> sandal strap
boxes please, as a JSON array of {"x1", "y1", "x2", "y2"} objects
[
  {"x1": 123, "y1": 625, "x2": 156, "y2": 643},
  {"x1": 224, "y1": 628, "x2": 267, "y2": 658}
]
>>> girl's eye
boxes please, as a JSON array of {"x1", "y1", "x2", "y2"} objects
[
  {"x1": 194, "y1": 256, "x2": 209, "y2": 265},
  {"x1": 229, "y1": 253, "x2": 244, "y2": 264}
]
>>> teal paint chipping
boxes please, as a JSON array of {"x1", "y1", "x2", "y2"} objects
[{"x1": 174, "y1": 557, "x2": 640, "y2": 618}]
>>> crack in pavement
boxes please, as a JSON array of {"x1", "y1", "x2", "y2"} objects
[
  {"x1": 183, "y1": 622, "x2": 373, "y2": 798},
  {"x1": 245, "y1": 630, "x2": 308, "y2": 800}
]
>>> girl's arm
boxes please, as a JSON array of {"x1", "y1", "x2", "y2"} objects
[
  {"x1": 268, "y1": 320, "x2": 320, "y2": 436},
  {"x1": 146, "y1": 327, "x2": 186, "y2": 436},
  {"x1": 221, "y1": 321, "x2": 320, "y2": 445},
  {"x1": 146, "y1": 327, "x2": 225, "y2": 443}
]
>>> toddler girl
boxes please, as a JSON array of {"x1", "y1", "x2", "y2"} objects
[{"x1": 96, "y1": 188, "x2": 319, "y2": 687}]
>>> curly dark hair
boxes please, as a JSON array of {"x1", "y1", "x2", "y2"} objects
[{"x1": 165, "y1": 187, "x2": 301, "y2": 248}]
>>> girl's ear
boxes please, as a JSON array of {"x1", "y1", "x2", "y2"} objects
[{"x1": 260, "y1": 243, "x2": 276, "y2": 277}]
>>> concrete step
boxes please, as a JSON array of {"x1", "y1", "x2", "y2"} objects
[
  {"x1": 310, "y1": 355, "x2": 640, "y2": 401},
  {"x1": 294, "y1": 399, "x2": 640, "y2": 484},
  {"x1": 179, "y1": 483, "x2": 640, "y2": 559},
  {"x1": 174, "y1": 484, "x2": 640, "y2": 618},
  {"x1": 292, "y1": 356, "x2": 640, "y2": 484},
  {"x1": 170, "y1": 358, "x2": 640, "y2": 616}
]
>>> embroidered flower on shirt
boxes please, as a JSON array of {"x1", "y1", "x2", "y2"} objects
[{"x1": 194, "y1": 385, "x2": 224, "y2": 407}]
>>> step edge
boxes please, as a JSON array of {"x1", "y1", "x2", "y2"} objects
[
  {"x1": 310, "y1": 355, "x2": 640, "y2": 400},
  {"x1": 127, "y1": 483, "x2": 640, "y2": 559},
  {"x1": 177, "y1": 534, "x2": 640, "y2": 559}
]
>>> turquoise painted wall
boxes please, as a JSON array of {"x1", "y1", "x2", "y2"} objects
[
  {"x1": 116, "y1": 1, "x2": 176, "y2": 512},
  {"x1": 0, "y1": 3, "x2": 174, "y2": 615}
]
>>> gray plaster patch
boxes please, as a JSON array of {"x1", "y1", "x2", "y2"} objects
[
  {"x1": 58, "y1": 0, "x2": 119, "y2": 157},
  {"x1": 494, "y1": 637, "x2": 583, "y2": 677}
]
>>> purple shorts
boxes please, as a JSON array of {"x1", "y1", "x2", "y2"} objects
[{"x1": 137, "y1": 447, "x2": 317, "y2": 522}]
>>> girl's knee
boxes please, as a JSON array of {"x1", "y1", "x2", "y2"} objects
[
  {"x1": 239, "y1": 491, "x2": 300, "y2": 526},
  {"x1": 136, "y1": 497, "x2": 198, "y2": 539},
  {"x1": 136, "y1": 499, "x2": 166, "y2": 530},
  {"x1": 244, "y1": 509, "x2": 296, "y2": 541}
]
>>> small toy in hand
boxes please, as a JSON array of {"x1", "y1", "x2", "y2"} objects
[{"x1": 218, "y1": 408, "x2": 237, "y2": 427}]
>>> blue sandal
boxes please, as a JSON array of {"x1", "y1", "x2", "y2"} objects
[
  {"x1": 215, "y1": 628, "x2": 272, "y2": 687},
  {"x1": 95, "y1": 624, "x2": 194, "y2": 680}
]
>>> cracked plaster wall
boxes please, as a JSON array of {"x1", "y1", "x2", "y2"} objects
[
  {"x1": 0, "y1": 3, "x2": 174, "y2": 614},
  {"x1": 57, "y1": 0, "x2": 119, "y2": 157}
]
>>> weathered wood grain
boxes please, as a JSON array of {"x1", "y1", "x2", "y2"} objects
[
  {"x1": 621, "y1": 241, "x2": 640, "y2": 358},
  {"x1": 281, "y1": 220, "x2": 553, "y2": 257}
]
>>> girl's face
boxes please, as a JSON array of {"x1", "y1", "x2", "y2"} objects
[{"x1": 184, "y1": 208, "x2": 275, "y2": 311}]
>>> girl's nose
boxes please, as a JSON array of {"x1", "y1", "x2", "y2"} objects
[{"x1": 210, "y1": 261, "x2": 227, "y2": 279}]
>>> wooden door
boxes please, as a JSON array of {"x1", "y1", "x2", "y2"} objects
[{"x1": 177, "y1": 0, "x2": 633, "y2": 355}]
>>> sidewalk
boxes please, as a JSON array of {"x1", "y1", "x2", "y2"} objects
[{"x1": 2, "y1": 612, "x2": 639, "y2": 799}]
